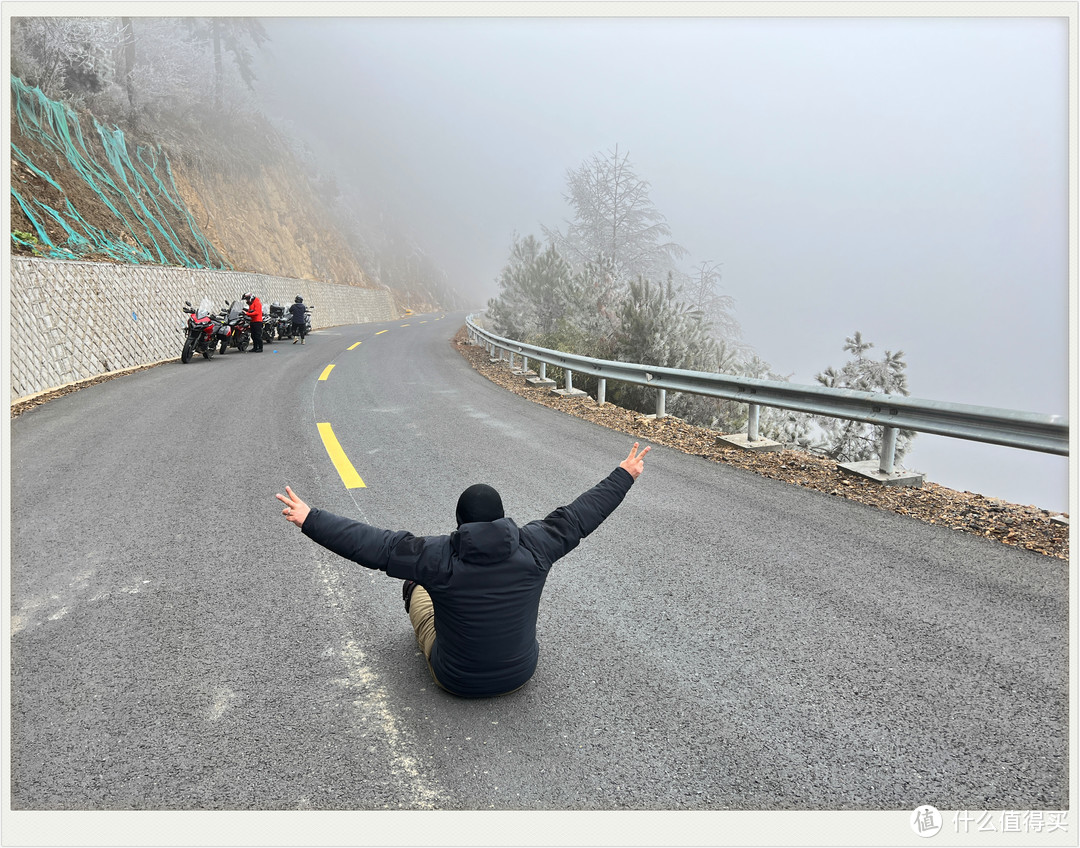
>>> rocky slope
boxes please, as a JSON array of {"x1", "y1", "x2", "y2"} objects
[{"x1": 9, "y1": 82, "x2": 444, "y2": 314}]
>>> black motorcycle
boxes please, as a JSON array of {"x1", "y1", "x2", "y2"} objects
[
  {"x1": 262, "y1": 305, "x2": 278, "y2": 343},
  {"x1": 279, "y1": 304, "x2": 313, "y2": 340},
  {"x1": 266, "y1": 302, "x2": 286, "y2": 342},
  {"x1": 218, "y1": 300, "x2": 251, "y2": 354}
]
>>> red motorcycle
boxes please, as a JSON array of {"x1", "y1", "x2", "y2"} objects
[{"x1": 180, "y1": 298, "x2": 226, "y2": 363}]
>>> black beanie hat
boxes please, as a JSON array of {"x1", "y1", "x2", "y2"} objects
[{"x1": 456, "y1": 484, "x2": 504, "y2": 526}]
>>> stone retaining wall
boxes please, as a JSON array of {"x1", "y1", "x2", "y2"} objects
[{"x1": 9, "y1": 257, "x2": 398, "y2": 402}]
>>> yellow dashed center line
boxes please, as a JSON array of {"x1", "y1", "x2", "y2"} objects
[
  {"x1": 318, "y1": 364, "x2": 335, "y2": 381},
  {"x1": 317, "y1": 423, "x2": 366, "y2": 489},
  {"x1": 400, "y1": 323, "x2": 411, "y2": 327},
  {"x1": 347, "y1": 342, "x2": 362, "y2": 350},
  {"x1": 375, "y1": 330, "x2": 389, "y2": 336}
]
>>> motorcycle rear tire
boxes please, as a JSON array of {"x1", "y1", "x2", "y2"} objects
[
  {"x1": 220, "y1": 340, "x2": 228, "y2": 355},
  {"x1": 202, "y1": 342, "x2": 214, "y2": 360},
  {"x1": 181, "y1": 338, "x2": 194, "y2": 364},
  {"x1": 238, "y1": 337, "x2": 249, "y2": 353}
]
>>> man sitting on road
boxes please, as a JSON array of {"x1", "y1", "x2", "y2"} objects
[{"x1": 275, "y1": 442, "x2": 650, "y2": 697}]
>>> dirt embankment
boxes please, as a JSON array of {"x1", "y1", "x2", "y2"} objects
[{"x1": 169, "y1": 158, "x2": 372, "y2": 287}]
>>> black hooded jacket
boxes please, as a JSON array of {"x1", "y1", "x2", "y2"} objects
[{"x1": 301, "y1": 466, "x2": 635, "y2": 697}]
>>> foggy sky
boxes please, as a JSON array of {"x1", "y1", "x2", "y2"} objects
[{"x1": 251, "y1": 11, "x2": 1072, "y2": 512}]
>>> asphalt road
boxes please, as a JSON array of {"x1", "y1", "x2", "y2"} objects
[{"x1": 8, "y1": 312, "x2": 1070, "y2": 813}]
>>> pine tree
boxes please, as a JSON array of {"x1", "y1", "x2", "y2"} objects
[
  {"x1": 542, "y1": 146, "x2": 687, "y2": 292},
  {"x1": 810, "y1": 332, "x2": 915, "y2": 462},
  {"x1": 487, "y1": 235, "x2": 574, "y2": 341},
  {"x1": 608, "y1": 275, "x2": 723, "y2": 418}
]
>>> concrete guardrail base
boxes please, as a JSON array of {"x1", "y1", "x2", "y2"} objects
[
  {"x1": 716, "y1": 433, "x2": 784, "y2": 453},
  {"x1": 839, "y1": 460, "x2": 926, "y2": 487}
]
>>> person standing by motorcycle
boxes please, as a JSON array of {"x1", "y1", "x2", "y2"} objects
[
  {"x1": 243, "y1": 292, "x2": 264, "y2": 352},
  {"x1": 290, "y1": 295, "x2": 308, "y2": 345}
]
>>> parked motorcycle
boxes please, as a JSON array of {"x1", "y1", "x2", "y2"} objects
[
  {"x1": 218, "y1": 300, "x2": 251, "y2": 354},
  {"x1": 180, "y1": 297, "x2": 225, "y2": 363},
  {"x1": 277, "y1": 311, "x2": 293, "y2": 340},
  {"x1": 266, "y1": 302, "x2": 286, "y2": 342},
  {"x1": 276, "y1": 304, "x2": 308, "y2": 340},
  {"x1": 262, "y1": 304, "x2": 278, "y2": 343}
]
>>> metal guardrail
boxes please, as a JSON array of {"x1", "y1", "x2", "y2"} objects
[{"x1": 465, "y1": 314, "x2": 1069, "y2": 475}]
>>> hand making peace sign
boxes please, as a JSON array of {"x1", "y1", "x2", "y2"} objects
[
  {"x1": 619, "y1": 442, "x2": 651, "y2": 480},
  {"x1": 275, "y1": 485, "x2": 311, "y2": 528}
]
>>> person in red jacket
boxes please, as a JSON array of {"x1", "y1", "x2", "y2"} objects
[{"x1": 243, "y1": 292, "x2": 264, "y2": 352}]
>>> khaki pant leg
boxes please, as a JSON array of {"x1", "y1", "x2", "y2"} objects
[{"x1": 408, "y1": 585, "x2": 437, "y2": 660}]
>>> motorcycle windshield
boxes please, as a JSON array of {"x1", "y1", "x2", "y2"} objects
[
  {"x1": 225, "y1": 302, "x2": 245, "y2": 323},
  {"x1": 196, "y1": 297, "x2": 214, "y2": 320}
]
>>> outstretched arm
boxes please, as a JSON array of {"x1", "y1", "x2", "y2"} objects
[
  {"x1": 275, "y1": 485, "x2": 425, "y2": 575},
  {"x1": 519, "y1": 442, "x2": 650, "y2": 567}
]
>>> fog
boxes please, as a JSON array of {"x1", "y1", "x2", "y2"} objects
[{"x1": 252, "y1": 12, "x2": 1071, "y2": 513}]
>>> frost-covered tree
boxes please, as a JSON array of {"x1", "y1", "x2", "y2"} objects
[
  {"x1": 684, "y1": 260, "x2": 742, "y2": 347},
  {"x1": 11, "y1": 16, "x2": 269, "y2": 130},
  {"x1": 180, "y1": 17, "x2": 268, "y2": 110},
  {"x1": 607, "y1": 274, "x2": 730, "y2": 420},
  {"x1": 486, "y1": 235, "x2": 612, "y2": 346},
  {"x1": 542, "y1": 146, "x2": 687, "y2": 291},
  {"x1": 808, "y1": 332, "x2": 915, "y2": 462},
  {"x1": 11, "y1": 17, "x2": 121, "y2": 105}
]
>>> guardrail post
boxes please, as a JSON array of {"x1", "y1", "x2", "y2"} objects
[
  {"x1": 597, "y1": 378, "x2": 606, "y2": 405},
  {"x1": 508, "y1": 351, "x2": 516, "y2": 369},
  {"x1": 522, "y1": 355, "x2": 529, "y2": 372},
  {"x1": 879, "y1": 426, "x2": 898, "y2": 475},
  {"x1": 656, "y1": 389, "x2": 666, "y2": 418},
  {"x1": 525, "y1": 358, "x2": 556, "y2": 388},
  {"x1": 748, "y1": 404, "x2": 760, "y2": 442},
  {"x1": 550, "y1": 363, "x2": 586, "y2": 397}
]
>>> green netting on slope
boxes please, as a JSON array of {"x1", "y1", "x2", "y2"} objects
[{"x1": 9, "y1": 75, "x2": 230, "y2": 269}]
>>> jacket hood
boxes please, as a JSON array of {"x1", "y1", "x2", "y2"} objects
[{"x1": 452, "y1": 517, "x2": 519, "y2": 564}]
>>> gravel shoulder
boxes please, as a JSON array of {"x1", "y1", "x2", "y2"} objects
[{"x1": 452, "y1": 328, "x2": 1070, "y2": 561}]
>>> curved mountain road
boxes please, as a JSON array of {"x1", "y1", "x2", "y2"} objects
[{"x1": 9, "y1": 312, "x2": 1069, "y2": 813}]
